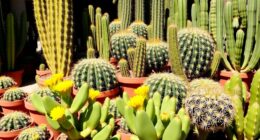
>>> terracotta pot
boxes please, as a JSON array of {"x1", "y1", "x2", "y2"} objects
[
  {"x1": 14, "y1": 128, "x2": 54, "y2": 140},
  {"x1": 110, "y1": 57, "x2": 118, "y2": 67},
  {"x1": 116, "y1": 72, "x2": 146, "y2": 97},
  {"x1": 73, "y1": 87, "x2": 120, "y2": 103},
  {"x1": 117, "y1": 131, "x2": 132, "y2": 140},
  {"x1": 36, "y1": 69, "x2": 52, "y2": 77},
  {"x1": 219, "y1": 70, "x2": 253, "y2": 90},
  {"x1": 0, "y1": 98, "x2": 28, "y2": 115},
  {"x1": 24, "y1": 100, "x2": 60, "y2": 139},
  {"x1": 35, "y1": 70, "x2": 52, "y2": 87},
  {"x1": 4, "y1": 69, "x2": 24, "y2": 86}
]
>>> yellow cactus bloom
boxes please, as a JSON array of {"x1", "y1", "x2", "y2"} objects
[
  {"x1": 45, "y1": 73, "x2": 64, "y2": 88},
  {"x1": 128, "y1": 95, "x2": 145, "y2": 110},
  {"x1": 52, "y1": 80, "x2": 73, "y2": 94},
  {"x1": 50, "y1": 106, "x2": 65, "y2": 121},
  {"x1": 134, "y1": 85, "x2": 149, "y2": 98},
  {"x1": 89, "y1": 88, "x2": 100, "y2": 100},
  {"x1": 160, "y1": 112, "x2": 170, "y2": 122}
]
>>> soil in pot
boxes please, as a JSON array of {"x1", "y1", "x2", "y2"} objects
[
  {"x1": 4, "y1": 69, "x2": 24, "y2": 86},
  {"x1": 0, "y1": 99, "x2": 28, "y2": 115}
]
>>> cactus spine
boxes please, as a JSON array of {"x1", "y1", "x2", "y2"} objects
[
  {"x1": 133, "y1": 38, "x2": 146, "y2": 77},
  {"x1": 119, "y1": 59, "x2": 130, "y2": 77},
  {"x1": 209, "y1": 0, "x2": 216, "y2": 41},
  {"x1": 234, "y1": 29, "x2": 245, "y2": 70}
]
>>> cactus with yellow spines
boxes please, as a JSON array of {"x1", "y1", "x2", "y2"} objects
[
  {"x1": 119, "y1": 59, "x2": 130, "y2": 77},
  {"x1": 88, "y1": 5, "x2": 95, "y2": 25},
  {"x1": 151, "y1": 0, "x2": 164, "y2": 39},
  {"x1": 133, "y1": 38, "x2": 146, "y2": 77},
  {"x1": 95, "y1": 8, "x2": 102, "y2": 58},
  {"x1": 109, "y1": 19, "x2": 121, "y2": 36},
  {"x1": 127, "y1": 48, "x2": 135, "y2": 70},
  {"x1": 238, "y1": 0, "x2": 247, "y2": 28},
  {"x1": 129, "y1": 21, "x2": 148, "y2": 38},
  {"x1": 135, "y1": 0, "x2": 144, "y2": 21}
]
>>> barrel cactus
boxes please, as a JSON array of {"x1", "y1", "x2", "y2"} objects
[
  {"x1": 146, "y1": 40, "x2": 169, "y2": 71},
  {"x1": 72, "y1": 58, "x2": 118, "y2": 91},
  {"x1": 0, "y1": 112, "x2": 31, "y2": 131},
  {"x1": 109, "y1": 19, "x2": 121, "y2": 36},
  {"x1": 178, "y1": 28, "x2": 215, "y2": 79},
  {"x1": 0, "y1": 76, "x2": 16, "y2": 90},
  {"x1": 143, "y1": 73, "x2": 187, "y2": 107},
  {"x1": 129, "y1": 21, "x2": 148, "y2": 38},
  {"x1": 2, "y1": 88, "x2": 27, "y2": 101},
  {"x1": 111, "y1": 31, "x2": 137, "y2": 60},
  {"x1": 17, "y1": 125, "x2": 51, "y2": 140},
  {"x1": 185, "y1": 79, "x2": 234, "y2": 132},
  {"x1": 28, "y1": 88, "x2": 60, "y2": 102}
]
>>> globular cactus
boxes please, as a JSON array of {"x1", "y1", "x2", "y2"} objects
[
  {"x1": 146, "y1": 40, "x2": 168, "y2": 71},
  {"x1": 111, "y1": 31, "x2": 137, "y2": 60},
  {"x1": 0, "y1": 76, "x2": 16, "y2": 90},
  {"x1": 119, "y1": 59, "x2": 130, "y2": 77},
  {"x1": 72, "y1": 58, "x2": 118, "y2": 91},
  {"x1": 0, "y1": 111, "x2": 31, "y2": 131},
  {"x1": 133, "y1": 38, "x2": 146, "y2": 77},
  {"x1": 17, "y1": 125, "x2": 51, "y2": 140},
  {"x1": 2, "y1": 88, "x2": 27, "y2": 101},
  {"x1": 129, "y1": 21, "x2": 148, "y2": 38},
  {"x1": 143, "y1": 73, "x2": 187, "y2": 108},
  {"x1": 177, "y1": 28, "x2": 215, "y2": 79},
  {"x1": 127, "y1": 48, "x2": 135, "y2": 70},
  {"x1": 28, "y1": 88, "x2": 60, "y2": 102},
  {"x1": 109, "y1": 19, "x2": 121, "y2": 36},
  {"x1": 185, "y1": 79, "x2": 234, "y2": 133}
]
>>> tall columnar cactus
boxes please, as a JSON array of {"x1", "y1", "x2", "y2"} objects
[
  {"x1": 120, "y1": 0, "x2": 132, "y2": 29},
  {"x1": 109, "y1": 19, "x2": 121, "y2": 36},
  {"x1": 146, "y1": 40, "x2": 168, "y2": 71},
  {"x1": 33, "y1": 0, "x2": 73, "y2": 75},
  {"x1": 135, "y1": 0, "x2": 144, "y2": 21},
  {"x1": 72, "y1": 59, "x2": 118, "y2": 91},
  {"x1": 150, "y1": 0, "x2": 164, "y2": 39},
  {"x1": 0, "y1": 112, "x2": 31, "y2": 131},
  {"x1": 3, "y1": 88, "x2": 27, "y2": 101},
  {"x1": 109, "y1": 99, "x2": 122, "y2": 119},
  {"x1": 95, "y1": 8, "x2": 102, "y2": 58},
  {"x1": 177, "y1": 28, "x2": 215, "y2": 79},
  {"x1": 129, "y1": 21, "x2": 148, "y2": 38},
  {"x1": 199, "y1": 0, "x2": 209, "y2": 31},
  {"x1": 133, "y1": 38, "x2": 146, "y2": 77},
  {"x1": 0, "y1": 76, "x2": 16, "y2": 90},
  {"x1": 111, "y1": 31, "x2": 137, "y2": 60},
  {"x1": 127, "y1": 48, "x2": 135, "y2": 70},
  {"x1": 101, "y1": 15, "x2": 110, "y2": 60},
  {"x1": 119, "y1": 59, "x2": 130, "y2": 77},
  {"x1": 209, "y1": 0, "x2": 216, "y2": 41},
  {"x1": 17, "y1": 125, "x2": 51, "y2": 140},
  {"x1": 232, "y1": 0, "x2": 239, "y2": 28},
  {"x1": 234, "y1": 29, "x2": 245, "y2": 70}
]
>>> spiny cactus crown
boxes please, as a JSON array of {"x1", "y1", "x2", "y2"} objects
[
  {"x1": 109, "y1": 19, "x2": 122, "y2": 36},
  {"x1": 72, "y1": 58, "x2": 118, "y2": 91},
  {"x1": 111, "y1": 31, "x2": 137, "y2": 60},
  {"x1": 28, "y1": 88, "x2": 60, "y2": 102},
  {"x1": 2, "y1": 88, "x2": 27, "y2": 101},
  {"x1": 0, "y1": 76, "x2": 16, "y2": 90},
  {"x1": 17, "y1": 125, "x2": 51, "y2": 140},
  {"x1": 129, "y1": 21, "x2": 148, "y2": 38},
  {"x1": 185, "y1": 79, "x2": 234, "y2": 132},
  {"x1": 177, "y1": 28, "x2": 215, "y2": 79},
  {"x1": 0, "y1": 112, "x2": 31, "y2": 131}
]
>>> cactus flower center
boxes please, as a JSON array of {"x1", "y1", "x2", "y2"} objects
[
  {"x1": 89, "y1": 88, "x2": 100, "y2": 100},
  {"x1": 45, "y1": 73, "x2": 64, "y2": 88},
  {"x1": 134, "y1": 85, "x2": 149, "y2": 98},
  {"x1": 52, "y1": 80, "x2": 73, "y2": 94},
  {"x1": 128, "y1": 95, "x2": 145, "y2": 110},
  {"x1": 50, "y1": 106, "x2": 65, "y2": 121}
]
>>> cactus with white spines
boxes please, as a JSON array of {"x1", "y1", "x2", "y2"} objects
[
  {"x1": 17, "y1": 125, "x2": 51, "y2": 140},
  {"x1": 0, "y1": 76, "x2": 16, "y2": 90},
  {"x1": 2, "y1": 88, "x2": 26, "y2": 101},
  {"x1": 0, "y1": 112, "x2": 31, "y2": 131}
]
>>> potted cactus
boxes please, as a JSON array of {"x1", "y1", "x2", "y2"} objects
[
  {"x1": 0, "y1": 76, "x2": 16, "y2": 94},
  {"x1": 35, "y1": 64, "x2": 52, "y2": 87},
  {"x1": 0, "y1": 112, "x2": 33, "y2": 140},
  {"x1": 0, "y1": 88, "x2": 27, "y2": 114},
  {"x1": 15, "y1": 125, "x2": 53, "y2": 140}
]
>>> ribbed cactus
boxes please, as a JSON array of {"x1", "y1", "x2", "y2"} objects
[
  {"x1": 119, "y1": 59, "x2": 130, "y2": 77},
  {"x1": 120, "y1": 0, "x2": 132, "y2": 29},
  {"x1": 209, "y1": 0, "x2": 216, "y2": 41},
  {"x1": 109, "y1": 19, "x2": 121, "y2": 36},
  {"x1": 101, "y1": 15, "x2": 110, "y2": 61},
  {"x1": 72, "y1": 59, "x2": 118, "y2": 91},
  {"x1": 146, "y1": 40, "x2": 168, "y2": 71},
  {"x1": 232, "y1": 0, "x2": 239, "y2": 28},
  {"x1": 199, "y1": 0, "x2": 209, "y2": 31},
  {"x1": 133, "y1": 38, "x2": 146, "y2": 77},
  {"x1": 127, "y1": 48, "x2": 135, "y2": 70},
  {"x1": 150, "y1": 0, "x2": 164, "y2": 39},
  {"x1": 0, "y1": 112, "x2": 31, "y2": 131},
  {"x1": 185, "y1": 79, "x2": 234, "y2": 133},
  {"x1": 33, "y1": 0, "x2": 73, "y2": 75},
  {"x1": 109, "y1": 99, "x2": 121, "y2": 119},
  {"x1": 95, "y1": 8, "x2": 102, "y2": 58},
  {"x1": 17, "y1": 125, "x2": 51, "y2": 140},
  {"x1": 87, "y1": 47, "x2": 96, "y2": 59},
  {"x1": 144, "y1": 73, "x2": 187, "y2": 108},
  {"x1": 111, "y1": 31, "x2": 137, "y2": 60},
  {"x1": 3, "y1": 88, "x2": 26, "y2": 101},
  {"x1": 177, "y1": 28, "x2": 215, "y2": 79},
  {"x1": 28, "y1": 88, "x2": 60, "y2": 102},
  {"x1": 0, "y1": 76, "x2": 16, "y2": 90},
  {"x1": 129, "y1": 21, "x2": 148, "y2": 38}
]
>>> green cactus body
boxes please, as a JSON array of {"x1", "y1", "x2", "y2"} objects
[
  {"x1": 17, "y1": 125, "x2": 51, "y2": 140},
  {"x1": 2, "y1": 88, "x2": 26, "y2": 101},
  {"x1": 234, "y1": 29, "x2": 245, "y2": 70},
  {"x1": 88, "y1": 5, "x2": 95, "y2": 25},
  {"x1": 209, "y1": 0, "x2": 216, "y2": 41},
  {"x1": 199, "y1": 0, "x2": 209, "y2": 31},
  {"x1": 210, "y1": 51, "x2": 221, "y2": 78},
  {"x1": 191, "y1": 3, "x2": 197, "y2": 27},
  {"x1": 129, "y1": 21, "x2": 148, "y2": 38},
  {"x1": 127, "y1": 48, "x2": 135, "y2": 70},
  {"x1": 185, "y1": 79, "x2": 234, "y2": 132},
  {"x1": 146, "y1": 40, "x2": 168, "y2": 71},
  {"x1": 119, "y1": 118, "x2": 129, "y2": 132},
  {"x1": 109, "y1": 19, "x2": 122, "y2": 36},
  {"x1": 28, "y1": 88, "x2": 60, "y2": 103},
  {"x1": 178, "y1": 0, "x2": 187, "y2": 29},
  {"x1": 238, "y1": 0, "x2": 247, "y2": 28},
  {"x1": 177, "y1": 28, "x2": 215, "y2": 79},
  {"x1": 111, "y1": 31, "x2": 137, "y2": 60},
  {"x1": 244, "y1": 102, "x2": 260, "y2": 140},
  {"x1": 144, "y1": 73, "x2": 187, "y2": 108},
  {"x1": 87, "y1": 47, "x2": 96, "y2": 59},
  {"x1": 121, "y1": 0, "x2": 132, "y2": 29},
  {"x1": 72, "y1": 59, "x2": 118, "y2": 91},
  {"x1": 133, "y1": 38, "x2": 146, "y2": 77},
  {"x1": 119, "y1": 59, "x2": 130, "y2": 77},
  {"x1": 0, "y1": 112, "x2": 31, "y2": 131},
  {"x1": 101, "y1": 16, "x2": 110, "y2": 61},
  {"x1": 232, "y1": 0, "x2": 239, "y2": 28},
  {"x1": 0, "y1": 76, "x2": 16, "y2": 90},
  {"x1": 109, "y1": 99, "x2": 122, "y2": 119},
  {"x1": 135, "y1": 0, "x2": 144, "y2": 21},
  {"x1": 151, "y1": 0, "x2": 164, "y2": 39}
]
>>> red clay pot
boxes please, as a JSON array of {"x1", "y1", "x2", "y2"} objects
[
  {"x1": 24, "y1": 100, "x2": 60, "y2": 139},
  {"x1": 219, "y1": 70, "x2": 254, "y2": 90},
  {"x1": 73, "y1": 87, "x2": 120, "y2": 103},
  {"x1": 4, "y1": 69, "x2": 24, "y2": 87},
  {"x1": 35, "y1": 70, "x2": 52, "y2": 87},
  {"x1": 116, "y1": 72, "x2": 146, "y2": 97},
  {"x1": 0, "y1": 98, "x2": 28, "y2": 115},
  {"x1": 36, "y1": 69, "x2": 52, "y2": 77},
  {"x1": 110, "y1": 57, "x2": 118, "y2": 67}
]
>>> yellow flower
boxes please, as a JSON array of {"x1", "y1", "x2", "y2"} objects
[
  {"x1": 52, "y1": 80, "x2": 73, "y2": 94},
  {"x1": 89, "y1": 88, "x2": 100, "y2": 100},
  {"x1": 128, "y1": 95, "x2": 145, "y2": 110},
  {"x1": 160, "y1": 112, "x2": 170, "y2": 122},
  {"x1": 134, "y1": 85, "x2": 149, "y2": 98},
  {"x1": 50, "y1": 106, "x2": 65, "y2": 121},
  {"x1": 45, "y1": 73, "x2": 64, "y2": 88}
]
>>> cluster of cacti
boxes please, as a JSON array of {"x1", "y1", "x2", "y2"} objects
[
  {"x1": 28, "y1": 88, "x2": 59, "y2": 102},
  {"x1": 2, "y1": 88, "x2": 26, "y2": 101},
  {"x1": 72, "y1": 58, "x2": 118, "y2": 91},
  {"x1": 86, "y1": 36, "x2": 96, "y2": 59},
  {"x1": 143, "y1": 73, "x2": 187, "y2": 108},
  {"x1": 0, "y1": 76, "x2": 16, "y2": 90},
  {"x1": 0, "y1": 111, "x2": 31, "y2": 131},
  {"x1": 17, "y1": 125, "x2": 51, "y2": 140},
  {"x1": 185, "y1": 79, "x2": 234, "y2": 138},
  {"x1": 116, "y1": 92, "x2": 191, "y2": 140},
  {"x1": 31, "y1": 83, "x2": 115, "y2": 140},
  {"x1": 126, "y1": 48, "x2": 135, "y2": 70},
  {"x1": 133, "y1": 38, "x2": 146, "y2": 77},
  {"x1": 177, "y1": 28, "x2": 215, "y2": 79},
  {"x1": 33, "y1": 0, "x2": 73, "y2": 75}
]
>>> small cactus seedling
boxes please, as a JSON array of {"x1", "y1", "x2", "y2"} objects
[
  {"x1": 2, "y1": 88, "x2": 27, "y2": 101},
  {"x1": 0, "y1": 111, "x2": 31, "y2": 131},
  {"x1": 39, "y1": 64, "x2": 46, "y2": 71},
  {"x1": 0, "y1": 76, "x2": 16, "y2": 90},
  {"x1": 17, "y1": 125, "x2": 51, "y2": 140}
]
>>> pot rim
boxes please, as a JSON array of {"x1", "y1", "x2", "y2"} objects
[{"x1": 116, "y1": 72, "x2": 146, "y2": 84}]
